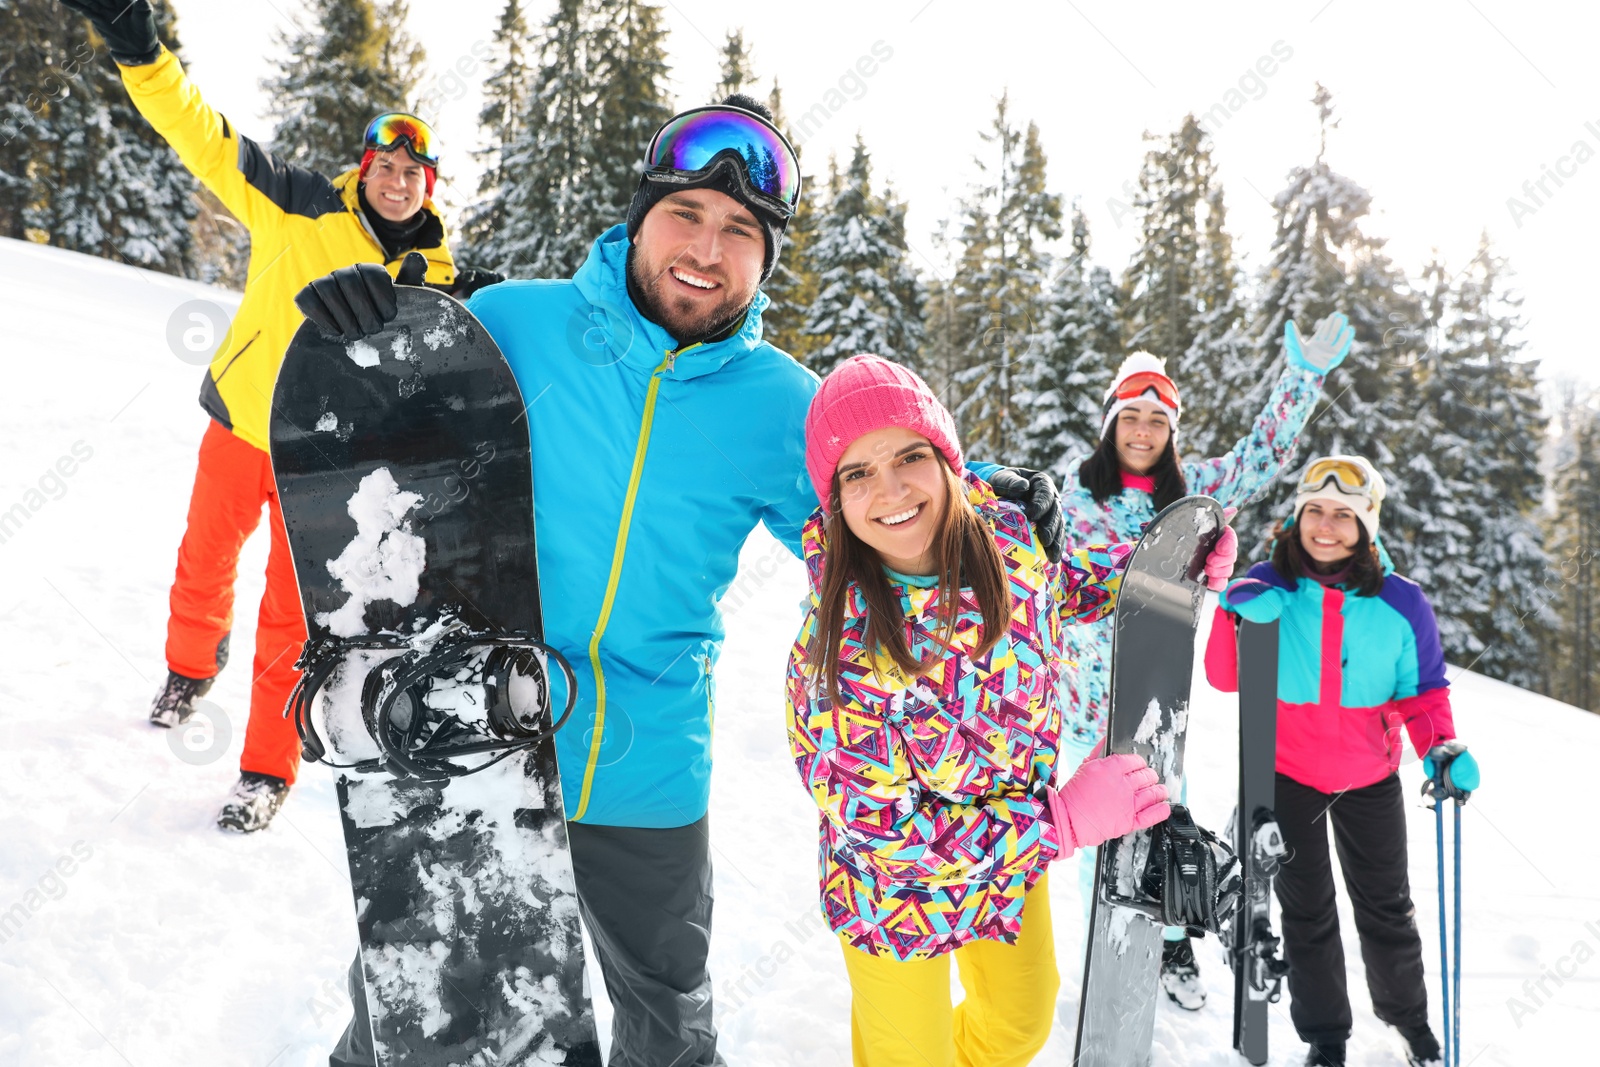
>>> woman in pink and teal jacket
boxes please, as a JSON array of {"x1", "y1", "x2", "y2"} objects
[
  {"x1": 1204, "y1": 455, "x2": 1479, "y2": 1067},
  {"x1": 785, "y1": 356, "x2": 1238, "y2": 1066},
  {"x1": 1057, "y1": 314, "x2": 1352, "y2": 1007}
]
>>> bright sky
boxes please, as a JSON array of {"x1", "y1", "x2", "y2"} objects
[{"x1": 170, "y1": 0, "x2": 1599, "y2": 386}]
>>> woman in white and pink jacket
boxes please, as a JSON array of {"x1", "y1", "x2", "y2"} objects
[{"x1": 1056, "y1": 313, "x2": 1352, "y2": 1005}]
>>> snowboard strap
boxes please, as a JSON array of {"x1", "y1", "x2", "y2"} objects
[
  {"x1": 360, "y1": 635, "x2": 576, "y2": 781},
  {"x1": 287, "y1": 631, "x2": 577, "y2": 779}
]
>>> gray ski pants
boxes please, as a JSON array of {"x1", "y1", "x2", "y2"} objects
[{"x1": 329, "y1": 815, "x2": 725, "y2": 1067}]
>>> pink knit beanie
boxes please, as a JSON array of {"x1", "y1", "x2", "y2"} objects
[{"x1": 804, "y1": 355, "x2": 964, "y2": 511}]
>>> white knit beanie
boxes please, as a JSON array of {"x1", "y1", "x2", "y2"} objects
[{"x1": 1100, "y1": 352, "x2": 1181, "y2": 439}]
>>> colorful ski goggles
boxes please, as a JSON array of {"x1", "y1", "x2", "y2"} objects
[
  {"x1": 643, "y1": 105, "x2": 801, "y2": 218},
  {"x1": 1299, "y1": 456, "x2": 1379, "y2": 497},
  {"x1": 363, "y1": 112, "x2": 439, "y2": 168},
  {"x1": 1109, "y1": 370, "x2": 1181, "y2": 410}
]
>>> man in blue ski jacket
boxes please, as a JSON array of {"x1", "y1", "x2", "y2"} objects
[{"x1": 300, "y1": 94, "x2": 1064, "y2": 1066}]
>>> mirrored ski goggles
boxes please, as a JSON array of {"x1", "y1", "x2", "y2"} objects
[
  {"x1": 1299, "y1": 457, "x2": 1374, "y2": 495},
  {"x1": 363, "y1": 112, "x2": 439, "y2": 168},
  {"x1": 643, "y1": 106, "x2": 801, "y2": 217},
  {"x1": 1109, "y1": 371, "x2": 1181, "y2": 409}
]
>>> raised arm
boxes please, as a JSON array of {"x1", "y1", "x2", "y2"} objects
[
  {"x1": 1187, "y1": 314, "x2": 1353, "y2": 510},
  {"x1": 58, "y1": 1, "x2": 333, "y2": 235}
]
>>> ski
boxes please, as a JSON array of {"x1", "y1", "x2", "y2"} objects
[
  {"x1": 1230, "y1": 619, "x2": 1287, "y2": 1066},
  {"x1": 1074, "y1": 495, "x2": 1228, "y2": 1066}
]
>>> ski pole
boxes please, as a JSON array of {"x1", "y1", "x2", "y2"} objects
[
  {"x1": 1453, "y1": 798, "x2": 1463, "y2": 1067},
  {"x1": 1435, "y1": 793, "x2": 1451, "y2": 1067}
]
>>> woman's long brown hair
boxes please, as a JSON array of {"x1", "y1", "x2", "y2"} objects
[{"x1": 807, "y1": 457, "x2": 1013, "y2": 705}]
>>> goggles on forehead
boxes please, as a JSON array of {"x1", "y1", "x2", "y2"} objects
[
  {"x1": 1299, "y1": 457, "x2": 1377, "y2": 496},
  {"x1": 643, "y1": 106, "x2": 801, "y2": 218},
  {"x1": 1109, "y1": 371, "x2": 1180, "y2": 410},
  {"x1": 363, "y1": 112, "x2": 439, "y2": 168}
]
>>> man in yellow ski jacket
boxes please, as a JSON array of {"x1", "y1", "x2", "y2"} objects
[{"x1": 56, "y1": 0, "x2": 494, "y2": 831}]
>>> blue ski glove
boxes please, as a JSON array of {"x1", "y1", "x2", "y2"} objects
[
  {"x1": 1285, "y1": 312, "x2": 1354, "y2": 374},
  {"x1": 1423, "y1": 740, "x2": 1479, "y2": 796},
  {"x1": 1219, "y1": 578, "x2": 1287, "y2": 624}
]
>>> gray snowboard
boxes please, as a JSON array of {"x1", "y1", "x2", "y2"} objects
[{"x1": 1073, "y1": 495, "x2": 1225, "y2": 1066}]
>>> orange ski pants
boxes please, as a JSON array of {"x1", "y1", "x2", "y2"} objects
[{"x1": 166, "y1": 419, "x2": 307, "y2": 784}]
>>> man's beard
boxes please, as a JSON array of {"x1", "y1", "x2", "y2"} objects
[{"x1": 627, "y1": 248, "x2": 756, "y2": 345}]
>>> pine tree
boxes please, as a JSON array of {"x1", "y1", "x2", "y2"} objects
[
  {"x1": 262, "y1": 0, "x2": 427, "y2": 179},
  {"x1": 1016, "y1": 203, "x2": 1120, "y2": 477},
  {"x1": 713, "y1": 28, "x2": 752, "y2": 100},
  {"x1": 465, "y1": 0, "x2": 595, "y2": 277},
  {"x1": 464, "y1": 0, "x2": 670, "y2": 279},
  {"x1": 1543, "y1": 391, "x2": 1600, "y2": 710},
  {"x1": 1406, "y1": 239, "x2": 1551, "y2": 685},
  {"x1": 799, "y1": 135, "x2": 924, "y2": 375},
  {"x1": 26, "y1": 0, "x2": 199, "y2": 276},
  {"x1": 456, "y1": 0, "x2": 532, "y2": 266},
  {"x1": 1175, "y1": 182, "x2": 1254, "y2": 460},
  {"x1": 1233, "y1": 85, "x2": 1419, "y2": 555},
  {"x1": 1119, "y1": 115, "x2": 1208, "y2": 365},
  {"x1": 949, "y1": 94, "x2": 1063, "y2": 458},
  {"x1": 0, "y1": 0, "x2": 61, "y2": 240},
  {"x1": 758, "y1": 79, "x2": 822, "y2": 362},
  {"x1": 589, "y1": 0, "x2": 672, "y2": 229}
]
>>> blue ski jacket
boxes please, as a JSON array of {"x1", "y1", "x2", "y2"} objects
[{"x1": 467, "y1": 225, "x2": 819, "y2": 827}]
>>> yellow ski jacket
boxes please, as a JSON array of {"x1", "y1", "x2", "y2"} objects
[{"x1": 119, "y1": 48, "x2": 457, "y2": 451}]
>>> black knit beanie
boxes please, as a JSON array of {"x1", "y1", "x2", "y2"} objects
[{"x1": 626, "y1": 94, "x2": 792, "y2": 283}]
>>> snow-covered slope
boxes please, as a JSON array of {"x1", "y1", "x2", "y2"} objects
[{"x1": 1, "y1": 238, "x2": 1594, "y2": 1065}]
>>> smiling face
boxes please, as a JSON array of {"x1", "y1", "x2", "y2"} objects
[
  {"x1": 362, "y1": 149, "x2": 429, "y2": 222},
  {"x1": 1298, "y1": 500, "x2": 1362, "y2": 566},
  {"x1": 835, "y1": 426, "x2": 950, "y2": 576},
  {"x1": 629, "y1": 189, "x2": 765, "y2": 341},
  {"x1": 1113, "y1": 401, "x2": 1172, "y2": 475}
]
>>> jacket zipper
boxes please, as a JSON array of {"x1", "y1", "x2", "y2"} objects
[
  {"x1": 704, "y1": 654, "x2": 715, "y2": 739},
  {"x1": 571, "y1": 343, "x2": 699, "y2": 820}
]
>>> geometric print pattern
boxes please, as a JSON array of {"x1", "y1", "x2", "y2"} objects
[
  {"x1": 787, "y1": 473, "x2": 1130, "y2": 961},
  {"x1": 1056, "y1": 363, "x2": 1323, "y2": 748}
]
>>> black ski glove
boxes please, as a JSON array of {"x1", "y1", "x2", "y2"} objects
[
  {"x1": 988, "y1": 466, "x2": 1067, "y2": 563},
  {"x1": 56, "y1": 0, "x2": 161, "y2": 65},
  {"x1": 449, "y1": 268, "x2": 504, "y2": 301},
  {"x1": 296, "y1": 264, "x2": 398, "y2": 341}
]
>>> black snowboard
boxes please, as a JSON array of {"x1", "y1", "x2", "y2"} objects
[
  {"x1": 270, "y1": 287, "x2": 601, "y2": 1066},
  {"x1": 1074, "y1": 495, "x2": 1225, "y2": 1066},
  {"x1": 1230, "y1": 619, "x2": 1287, "y2": 1065}
]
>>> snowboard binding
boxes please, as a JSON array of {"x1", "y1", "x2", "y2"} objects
[
  {"x1": 1103, "y1": 804, "x2": 1242, "y2": 936},
  {"x1": 289, "y1": 630, "x2": 577, "y2": 780},
  {"x1": 1227, "y1": 807, "x2": 1289, "y2": 999}
]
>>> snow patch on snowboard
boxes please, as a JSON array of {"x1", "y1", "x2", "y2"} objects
[
  {"x1": 346, "y1": 338, "x2": 381, "y2": 368},
  {"x1": 317, "y1": 469, "x2": 427, "y2": 637},
  {"x1": 422, "y1": 299, "x2": 473, "y2": 350}
]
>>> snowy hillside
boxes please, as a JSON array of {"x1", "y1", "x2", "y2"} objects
[{"x1": 1, "y1": 238, "x2": 1594, "y2": 1066}]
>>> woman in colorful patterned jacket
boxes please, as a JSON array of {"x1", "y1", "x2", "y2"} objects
[
  {"x1": 786, "y1": 355, "x2": 1238, "y2": 1066},
  {"x1": 1204, "y1": 454, "x2": 1479, "y2": 1067},
  {"x1": 1057, "y1": 312, "x2": 1353, "y2": 1008}
]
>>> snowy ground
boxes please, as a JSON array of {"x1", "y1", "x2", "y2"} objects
[{"x1": 2, "y1": 238, "x2": 1595, "y2": 1065}]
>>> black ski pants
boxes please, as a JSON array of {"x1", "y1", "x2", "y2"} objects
[
  {"x1": 1274, "y1": 771, "x2": 1431, "y2": 1044},
  {"x1": 329, "y1": 814, "x2": 726, "y2": 1067}
]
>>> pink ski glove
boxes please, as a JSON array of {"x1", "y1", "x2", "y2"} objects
[
  {"x1": 1205, "y1": 524, "x2": 1238, "y2": 591},
  {"x1": 1048, "y1": 749, "x2": 1171, "y2": 856}
]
